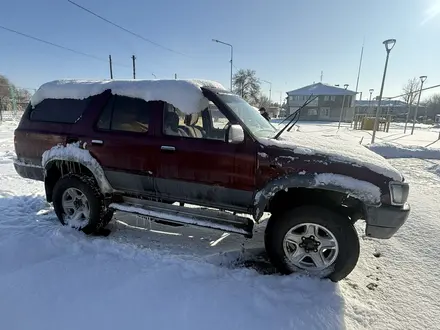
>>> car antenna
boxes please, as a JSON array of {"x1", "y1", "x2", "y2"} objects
[{"x1": 273, "y1": 94, "x2": 316, "y2": 140}]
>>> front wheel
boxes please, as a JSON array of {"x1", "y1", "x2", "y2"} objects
[{"x1": 264, "y1": 205, "x2": 360, "y2": 282}]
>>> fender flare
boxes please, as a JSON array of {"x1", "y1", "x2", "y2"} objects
[
  {"x1": 252, "y1": 173, "x2": 381, "y2": 221},
  {"x1": 42, "y1": 143, "x2": 113, "y2": 194}
]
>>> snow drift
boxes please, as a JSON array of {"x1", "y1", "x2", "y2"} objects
[{"x1": 367, "y1": 143, "x2": 440, "y2": 160}]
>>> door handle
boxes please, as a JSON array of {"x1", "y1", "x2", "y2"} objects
[
  {"x1": 91, "y1": 139, "x2": 104, "y2": 145},
  {"x1": 161, "y1": 145, "x2": 176, "y2": 152}
]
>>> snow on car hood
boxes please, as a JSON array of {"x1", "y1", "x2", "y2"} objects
[
  {"x1": 31, "y1": 79, "x2": 226, "y2": 115},
  {"x1": 259, "y1": 131, "x2": 403, "y2": 181}
]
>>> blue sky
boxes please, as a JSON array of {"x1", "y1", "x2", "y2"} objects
[{"x1": 1, "y1": 0, "x2": 439, "y2": 101}]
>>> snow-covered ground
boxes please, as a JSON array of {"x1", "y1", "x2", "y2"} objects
[{"x1": 0, "y1": 118, "x2": 439, "y2": 330}]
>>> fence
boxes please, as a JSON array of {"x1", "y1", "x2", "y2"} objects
[{"x1": 353, "y1": 114, "x2": 391, "y2": 132}]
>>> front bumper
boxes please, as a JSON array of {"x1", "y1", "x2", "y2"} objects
[{"x1": 365, "y1": 203, "x2": 410, "y2": 239}]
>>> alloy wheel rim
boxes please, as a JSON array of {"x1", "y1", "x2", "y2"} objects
[
  {"x1": 283, "y1": 222, "x2": 339, "y2": 271},
  {"x1": 61, "y1": 188, "x2": 90, "y2": 227}
]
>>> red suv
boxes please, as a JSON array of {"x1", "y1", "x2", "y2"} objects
[{"x1": 14, "y1": 79, "x2": 410, "y2": 281}]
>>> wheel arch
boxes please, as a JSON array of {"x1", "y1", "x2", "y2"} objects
[
  {"x1": 253, "y1": 174, "x2": 378, "y2": 222},
  {"x1": 42, "y1": 144, "x2": 113, "y2": 202}
]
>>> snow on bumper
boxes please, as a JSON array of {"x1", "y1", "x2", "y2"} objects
[{"x1": 365, "y1": 203, "x2": 410, "y2": 239}]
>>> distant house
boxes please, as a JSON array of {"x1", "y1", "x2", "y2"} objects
[
  {"x1": 286, "y1": 83, "x2": 357, "y2": 121},
  {"x1": 267, "y1": 106, "x2": 281, "y2": 118}
]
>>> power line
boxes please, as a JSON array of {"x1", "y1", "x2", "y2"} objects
[
  {"x1": 67, "y1": 0, "x2": 187, "y2": 57},
  {"x1": 0, "y1": 25, "x2": 130, "y2": 68},
  {"x1": 386, "y1": 84, "x2": 440, "y2": 100}
]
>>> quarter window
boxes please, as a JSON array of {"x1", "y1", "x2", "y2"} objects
[{"x1": 29, "y1": 98, "x2": 91, "y2": 123}]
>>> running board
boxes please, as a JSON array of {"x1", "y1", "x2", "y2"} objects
[{"x1": 109, "y1": 199, "x2": 254, "y2": 238}]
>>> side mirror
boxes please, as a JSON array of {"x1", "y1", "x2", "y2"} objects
[{"x1": 228, "y1": 124, "x2": 245, "y2": 144}]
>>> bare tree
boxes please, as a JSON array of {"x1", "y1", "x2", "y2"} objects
[
  {"x1": 0, "y1": 75, "x2": 11, "y2": 99},
  {"x1": 425, "y1": 93, "x2": 440, "y2": 121},
  {"x1": 256, "y1": 94, "x2": 271, "y2": 108},
  {"x1": 402, "y1": 77, "x2": 421, "y2": 132},
  {"x1": 232, "y1": 69, "x2": 261, "y2": 104},
  {"x1": 402, "y1": 77, "x2": 420, "y2": 105}
]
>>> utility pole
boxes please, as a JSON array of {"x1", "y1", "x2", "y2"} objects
[
  {"x1": 109, "y1": 55, "x2": 113, "y2": 79},
  {"x1": 175, "y1": 73, "x2": 177, "y2": 80},
  {"x1": 352, "y1": 39, "x2": 364, "y2": 128},
  {"x1": 355, "y1": 38, "x2": 365, "y2": 97},
  {"x1": 320, "y1": 71, "x2": 323, "y2": 82},
  {"x1": 132, "y1": 55, "x2": 136, "y2": 79},
  {"x1": 261, "y1": 80, "x2": 272, "y2": 104}
]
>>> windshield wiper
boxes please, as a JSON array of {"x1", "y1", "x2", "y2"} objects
[{"x1": 273, "y1": 94, "x2": 318, "y2": 139}]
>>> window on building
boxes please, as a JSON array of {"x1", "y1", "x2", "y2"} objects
[
  {"x1": 320, "y1": 107, "x2": 330, "y2": 118},
  {"x1": 308, "y1": 109, "x2": 318, "y2": 116},
  {"x1": 97, "y1": 95, "x2": 150, "y2": 133},
  {"x1": 330, "y1": 96, "x2": 336, "y2": 101},
  {"x1": 324, "y1": 96, "x2": 329, "y2": 101},
  {"x1": 289, "y1": 96, "x2": 293, "y2": 101},
  {"x1": 29, "y1": 98, "x2": 91, "y2": 123}
]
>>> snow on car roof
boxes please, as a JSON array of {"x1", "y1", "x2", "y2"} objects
[{"x1": 30, "y1": 79, "x2": 227, "y2": 115}]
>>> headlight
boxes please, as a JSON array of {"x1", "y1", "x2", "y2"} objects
[{"x1": 389, "y1": 182, "x2": 409, "y2": 206}]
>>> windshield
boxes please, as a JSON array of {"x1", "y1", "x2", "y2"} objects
[{"x1": 217, "y1": 92, "x2": 277, "y2": 138}]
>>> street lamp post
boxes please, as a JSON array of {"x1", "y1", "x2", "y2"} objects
[
  {"x1": 212, "y1": 39, "x2": 233, "y2": 91},
  {"x1": 368, "y1": 89, "x2": 374, "y2": 114},
  {"x1": 338, "y1": 84, "x2": 349, "y2": 130},
  {"x1": 371, "y1": 39, "x2": 396, "y2": 144},
  {"x1": 261, "y1": 79, "x2": 272, "y2": 104},
  {"x1": 404, "y1": 92, "x2": 413, "y2": 134},
  {"x1": 411, "y1": 75, "x2": 427, "y2": 135}
]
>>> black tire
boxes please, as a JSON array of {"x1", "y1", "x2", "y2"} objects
[
  {"x1": 52, "y1": 174, "x2": 113, "y2": 234},
  {"x1": 264, "y1": 205, "x2": 360, "y2": 282}
]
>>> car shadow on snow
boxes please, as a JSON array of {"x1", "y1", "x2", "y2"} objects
[
  {"x1": 0, "y1": 195, "x2": 348, "y2": 329},
  {"x1": 109, "y1": 212, "x2": 278, "y2": 275},
  {"x1": 0, "y1": 194, "x2": 275, "y2": 275}
]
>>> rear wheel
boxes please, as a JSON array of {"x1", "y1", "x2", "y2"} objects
[
  {"x1": 53, "y1": 174, "x2": 113, "y2": 234},
  {"x1": 264, "y1": 205, "x2": 360, "y2": 282}
]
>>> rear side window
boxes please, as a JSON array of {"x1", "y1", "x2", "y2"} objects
[
  {"x1": 97, "y1": 95, "x2": 150, "y2": 133},
  {"x1": 29, "y1": 98, "x2": 91, "y2": 123}
]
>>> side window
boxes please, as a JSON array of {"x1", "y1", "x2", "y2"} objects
[
  {"x1": 97, "y1": 95, "x2": 150, "y2": 133},
  {"x1": 29, "y1": 98, "x2": 91, "y2": 123},
  {"x1": 163, "y1": 102, "x2": 230, "y2": 141},
  {"x1": 205, "y1": 102, "x2": 230, "y2": 141}
]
